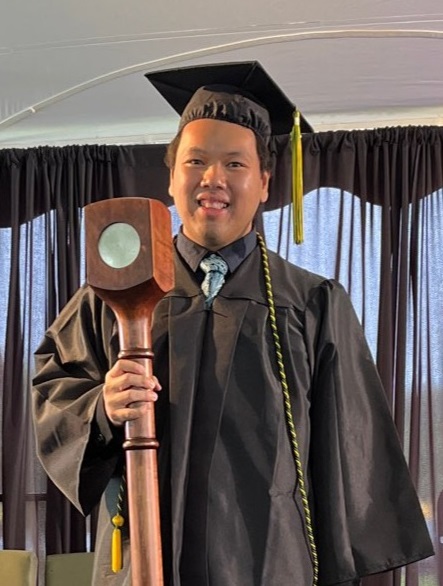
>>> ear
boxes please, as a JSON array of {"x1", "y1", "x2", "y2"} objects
[
  {"x1": 260, "y1": 171, "x2": 270, "y2": 204},
  {"x1": 168, "y1": 168, "x2": 175, "y2": 199}
]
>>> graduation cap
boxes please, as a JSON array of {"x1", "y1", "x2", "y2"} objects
[
  {"x1": 145, "y1": 61, "x2": 312, "y2": 243},
  {"x1": 146, "y1": 61, "x2": 312, "y2": 142}
]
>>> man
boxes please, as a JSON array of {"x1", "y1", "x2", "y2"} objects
[{"x1": 33, "y1": 62, "x2": 433, "y2": 586}]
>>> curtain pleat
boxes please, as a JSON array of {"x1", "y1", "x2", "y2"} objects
[{"x1": 2, "y1": 163, "x2": 27, "y2": 549}]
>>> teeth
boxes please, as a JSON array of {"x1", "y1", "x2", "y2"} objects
[{"x1": 200, "y1": 201, "x2": 228, "y2": 209}]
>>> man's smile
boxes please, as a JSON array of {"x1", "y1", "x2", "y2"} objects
[{"x1": 198, "y1": 200, "x2": 229, "y2": 210}]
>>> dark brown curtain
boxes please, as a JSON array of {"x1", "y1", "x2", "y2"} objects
[{"x1": 0, "y1": 127, "x2": 441, "y2": 584}]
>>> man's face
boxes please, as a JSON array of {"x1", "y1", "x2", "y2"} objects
[{"x1": 169, "y1": 118, "x2": 270, "y2": 250}]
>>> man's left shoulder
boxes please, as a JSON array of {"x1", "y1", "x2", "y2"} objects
[{"x1": 266, "y1": 249, "x2": 328, "y2": 294}]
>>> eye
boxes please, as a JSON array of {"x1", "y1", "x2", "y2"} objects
[
  {"x1": 185, "y1": 158, "x2": 204, "y2": 166},
  {"x1": 227, "y1": 161, "x2": 245, "y2": 168}
]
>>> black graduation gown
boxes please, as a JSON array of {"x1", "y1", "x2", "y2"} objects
[{"x1": 32, "y1": 245, "x2": 433, "y2": 586}]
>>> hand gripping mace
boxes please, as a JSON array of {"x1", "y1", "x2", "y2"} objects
[{"x1": 85, "y1": 197, "x2": 174, "y2": 586}]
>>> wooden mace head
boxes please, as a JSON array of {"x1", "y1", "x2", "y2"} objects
[{"x1": 85, "y1": 197, "x2": 174, "y2": 319}]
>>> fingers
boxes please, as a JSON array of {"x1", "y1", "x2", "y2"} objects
[{"x1": 103, "y1": 359, "x2": 162, "y2": 426}]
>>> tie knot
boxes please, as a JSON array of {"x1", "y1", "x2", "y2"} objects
[
  {"x1": 200, "y1": 254, "x2": 228, "y2": 276},
  {"x1": 199, "y1": 254, "x2": 228, "y2": 308}
]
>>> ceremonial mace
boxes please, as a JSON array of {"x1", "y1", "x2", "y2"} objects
[{"x1": 85, "y1": 197, "x2": 174, "y2": 586}]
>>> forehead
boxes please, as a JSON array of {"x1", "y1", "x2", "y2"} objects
[{"x1": 177, "y1": 119, "x2": 258, "y2": 152}]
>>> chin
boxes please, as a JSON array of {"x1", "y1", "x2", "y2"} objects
[{"x1": 199, "y1": 232, "x2": 227, "y2": 251}]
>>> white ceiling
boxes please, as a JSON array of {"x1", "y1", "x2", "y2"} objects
[{"x1": 1, "y1": 0, "x2": 442, "y2": 147}]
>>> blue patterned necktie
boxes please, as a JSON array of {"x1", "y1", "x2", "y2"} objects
[{"x1": 200, "y1": 254, "x2": 228, "y2": 308}]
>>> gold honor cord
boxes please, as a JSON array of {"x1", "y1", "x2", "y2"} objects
[{"x1": 257, "y1": 232, "x2": 319, "y2": 585}]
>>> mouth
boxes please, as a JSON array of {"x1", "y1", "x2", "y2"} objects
[
  {"x1": 197, "y1": 195, "x2": 230, "y2": 210},
  {"x1": 198, "y1": 200, "x2": 229, "y2": 210}
]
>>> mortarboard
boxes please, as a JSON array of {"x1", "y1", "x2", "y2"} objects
[
  {"x1": 146, "y1": 61, "x2": 312, "y2": 141},
  {"x1": 145, "y1": 61, "x2": 313, "y2": 243}
]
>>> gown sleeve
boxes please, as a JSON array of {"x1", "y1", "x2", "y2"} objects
[
  {"x1": 32, "y1": 285, "x2": 123, "y2": 515},
  {"x1": 305, "y1": 280, "x2": 434, "y2": 585}
]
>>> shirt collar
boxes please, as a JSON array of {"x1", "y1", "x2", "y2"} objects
[{"x1": 175, "y1": 229, "x2": 257, "y2": 274}]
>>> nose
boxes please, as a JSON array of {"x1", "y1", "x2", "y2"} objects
[{"x1": 200, "y1": 162, "x2": 226, "y2": 188}]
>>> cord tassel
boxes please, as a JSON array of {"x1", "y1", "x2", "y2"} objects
[
  {"x1": 111, "y1": 514, "x2": 124, "y2": 573},
  {"x1": 291, "y1": 110, "x2": 304, "y2": 244}
]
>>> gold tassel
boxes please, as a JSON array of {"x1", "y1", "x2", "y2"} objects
[
  {"x1": 111, "y1": 514, "x2": 124, "y2": 573},
  {"x1": 291, "y1": 110, "x2": 304, "y2": 244}
]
